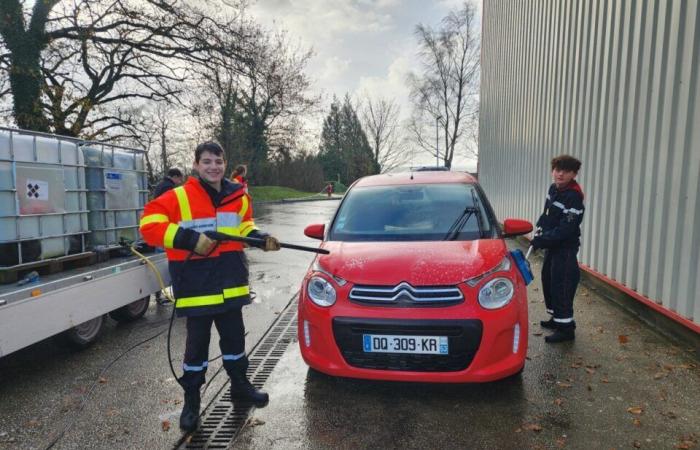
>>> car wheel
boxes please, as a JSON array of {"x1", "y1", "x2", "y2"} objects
[{"x1": 109, "y1": 296, "x2": 151, "y2": 323}]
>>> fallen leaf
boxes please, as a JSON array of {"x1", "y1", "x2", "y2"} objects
[
  {"x1": 618, "y1": 335, "x2": 629, "y2": 344},
  {"x1": 161, "y1": 420, "x2": 171, "y2": 432},
  {"x1": 554, "y1": 398, "x2": 564, "y2": 406},
  {"x1": 627, "y1": 406, "x2": 644, "y2": 415},
  {"x1": 633, "y1": 440, "x2": 641, "y2": 448},
  {"x1": 596, "y1": 326, "x2": 605, "y2": 334},
  {"x1": 523, "y1": 423, "x2": 543, "y2": 432},
  {"x1": 98, "y1": 377, "x2": 108, "y2": 384},
  {"x1": 556, "y1": 437, "x2": 567, "y2": 448},
  {"x1": 248, "y1": 418, "x2": 266, "y2": 428},
  {"x1": 653, "y1": 372, "x2": 667, "y2": 380},
  {"x1": 571, "y1": 362, "x2": 583, "y2": 368},
  {"x1": 633, "y1": 418, "x2": 641, "y2": 427},
  {"x1": 585, "y1": 367, "x2": 596, "y2": 374},
  {"x1": 601, "y1": 377, "x2": 610, "y2": 383},
  {"x1": 26, "y1": 419, "x2": 40, "y2": 428},
  {"x1": 557, "y1": 382, "x2": 573, "y2": 388}
]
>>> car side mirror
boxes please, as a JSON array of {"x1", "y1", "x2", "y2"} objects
[
  {"x1": 502, "y1": 218, "x2": 533, "y2": 237},
  {"x1": 304, "y1": 223, "x2": 325, "y2": 240}
]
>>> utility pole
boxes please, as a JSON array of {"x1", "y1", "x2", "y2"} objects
[{"x1": 435, "y1": 115, "x2": 442, "y2": 167}]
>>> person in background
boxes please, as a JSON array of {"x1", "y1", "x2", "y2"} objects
[
  {"x1": 152, "y1": 168, "x2": 184, "y2": 305},
  {"x1": 154, "y1": 168, "x2": 184, "y2": 198},
  {"x1": 531, "y1": 155, "x2": 585, "y2": 343},
  {"x1": 230, "y1": 164, "x2": 248, "y2": 192}
]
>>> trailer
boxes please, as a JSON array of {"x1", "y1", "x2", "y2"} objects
[{"x1": 0, "y1": 251, "x2": 169, "y2": 357}]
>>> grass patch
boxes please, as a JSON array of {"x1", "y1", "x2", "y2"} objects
[{"x1": 249, "y1": 186, "x2": 323, "y2": 202}]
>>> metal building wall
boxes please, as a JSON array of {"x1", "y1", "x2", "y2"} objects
[{"x1": 479, "y1": 0, "x2": 700, "y2": 327}]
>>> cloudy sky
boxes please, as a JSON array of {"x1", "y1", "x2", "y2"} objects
[{"x1": 248, "y1": 0, "x2": 478, "y2": 170}]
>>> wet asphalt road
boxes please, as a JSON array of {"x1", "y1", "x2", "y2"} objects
[{"x1": 1, "y1": 199, "x2": 699, "y2": 450}]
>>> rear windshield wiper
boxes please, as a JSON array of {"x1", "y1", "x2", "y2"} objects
[{"x1": 443, "y1": 206, "x2": 479, "y2": 240}]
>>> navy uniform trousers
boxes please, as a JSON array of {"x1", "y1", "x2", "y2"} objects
[
  {"x1": 541, "y1": 247, "x2": 580, "y2": 326},
  {"x1": 180, "y1": 307, "x2": 246, "y2": 390}
]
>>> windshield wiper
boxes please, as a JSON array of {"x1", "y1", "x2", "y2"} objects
[
  {"x1": 443, "y1": 206, "x2": 479, "y2": 240},
  {"x1": 471, "y1": 189, "x2": 483, "y2": 238}
]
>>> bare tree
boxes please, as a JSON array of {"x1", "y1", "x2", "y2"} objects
[
  {"x1": 195, "y1": 25, "x2": 318, "y2": 177},
  {"x1": 360, "y1": 96, "x2": 410, "y2": 173},
  {"x1": 408, "y1": 2, "x2": 480, "y2": 168},
  {"x1": 0, "y1": 0, "x2": 250, "y2": 137}
]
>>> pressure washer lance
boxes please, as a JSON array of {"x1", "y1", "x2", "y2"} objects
[
  {"x1": 525, "y1": 245, "x2": 533, "y2": 260},
  {"x1": 203, "y1": 230, "x2": 330, "y2": 254}
]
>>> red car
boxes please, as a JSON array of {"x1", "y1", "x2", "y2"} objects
[{"x1": 298, "y1": 171, "x2": 533, "y2": 382}]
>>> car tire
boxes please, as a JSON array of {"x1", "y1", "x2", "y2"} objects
[
  {"x1": 61, "y1": 315, "x2": 105, "y2": 350},
  {"x1": 109, "y1": 296, "x2": 151, "y2": 323}
]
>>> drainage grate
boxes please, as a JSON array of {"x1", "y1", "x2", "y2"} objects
[{"x1": 179, "y1": 297, "x2": 298, "y2": 449}]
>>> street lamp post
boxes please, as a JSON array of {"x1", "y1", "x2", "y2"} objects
[{"x1": 435, "y1": 115, "x2": 442, "y2": 167}]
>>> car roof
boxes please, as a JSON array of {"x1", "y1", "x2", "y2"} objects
[{"x1": 352, "y1": 171, "x2": 478, "y2": 188}]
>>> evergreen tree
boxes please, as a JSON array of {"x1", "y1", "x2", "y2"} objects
[{"x1": 319, "y1": 95, "x2": 379, "y2": 185}]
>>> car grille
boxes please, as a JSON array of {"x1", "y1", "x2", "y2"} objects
[
  {"x1": 332, "y1": 317, "x2": 482, "y2": 372},
  {"x1": 349, "y1": 282, "x2": 464, "y2": 307}
]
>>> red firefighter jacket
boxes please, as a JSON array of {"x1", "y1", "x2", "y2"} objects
[{"x1": 140, "y1": 177, "x2": 261, "y2": 316}]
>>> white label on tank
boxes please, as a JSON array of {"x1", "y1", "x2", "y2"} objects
[
  {"x1": 105, "y1": 171, "x2": 123, "y2": 191},
  {"x1": 25, "y1": 179, "x2": 48, "y2": 200}
]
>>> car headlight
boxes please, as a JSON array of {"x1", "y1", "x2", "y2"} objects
[
  {"x1": 465, "y1": 256, "x2": 511, "y2": 287},
  {"x1": 307, "y1": 276, "x2": 337, "y2": 307},
  {"x1": 478, "y1": 277, "x2": 514, "y2": 309}
]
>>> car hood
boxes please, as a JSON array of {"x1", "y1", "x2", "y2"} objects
[{"x1": 315, "y1": 240, "x2": 508, "y2": 286}]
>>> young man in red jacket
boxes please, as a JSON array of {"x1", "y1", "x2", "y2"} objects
[{"x1": 140, "y1": 142, "x2": 280, "y2": 432}]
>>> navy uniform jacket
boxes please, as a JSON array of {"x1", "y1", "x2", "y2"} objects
[{"x1": 534, "y1": 181, "x2": 585, "y2": 250}]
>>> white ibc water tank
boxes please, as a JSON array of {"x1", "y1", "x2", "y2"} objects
[
  {"x1": 81, "y1": 143, "x2": 148, "y2": 248},
  {"x1": 0, "y1": 128, "x2": 89, "y2": 267}
]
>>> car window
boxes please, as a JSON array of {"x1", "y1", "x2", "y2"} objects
[{"x1": 329, "y1": 183, "x2": 495, "y2": 242}]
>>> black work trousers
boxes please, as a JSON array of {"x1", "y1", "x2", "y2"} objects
[
  {"x1": 541, "y1": 247, "x2": 580, "y2": 326},
  {"x1": 179, "y1": 307, "x2": 246, "y2": 391}
]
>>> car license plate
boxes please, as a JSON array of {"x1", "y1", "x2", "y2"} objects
[{"x1": 363, "y1": 334, "x2": 448, "y2": 355}]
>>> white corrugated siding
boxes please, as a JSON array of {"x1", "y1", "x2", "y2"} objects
[{"x1": 479, "y1": 0, "x2": 700, "y2": 325}]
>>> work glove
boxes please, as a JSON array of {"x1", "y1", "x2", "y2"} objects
[
  {"x1": 194, "y1": 233, "x2": 217, "y2": 255},
  {"x1": 263, "y1": 236, "x2": 281, "y2": 252},
  {"x1": 530, "y1": 236, "x2": 544, "y2": 250}
]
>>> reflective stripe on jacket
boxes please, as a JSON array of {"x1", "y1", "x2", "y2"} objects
[{"x1": 139, "y1": 177, "x2": 259, "y2": 316}]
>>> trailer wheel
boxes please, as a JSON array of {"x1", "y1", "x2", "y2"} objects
[
  {"x1": 62, "y1": 316, "x2": 104, "y2": 349},
  {"x1": 109, "y1": 296, "x2": 151, "y2": 323}
]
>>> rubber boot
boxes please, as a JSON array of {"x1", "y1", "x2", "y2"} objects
[
  {"x1": 540, "y1": 318, "x2": 557, "y2": 329},
  {"x1": 545, "y1": 323, "x2": 576, "y2": 343},
  {"x1": 228, "y1": 357, "x2": 269, "y2": 407},
  {"x1": 179, "y1": 388, "x2": 201, "y2": 432}
]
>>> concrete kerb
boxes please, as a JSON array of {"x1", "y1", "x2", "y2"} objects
[{"x1": 515, "y1": 236, "x2": 700, "y2": 358}]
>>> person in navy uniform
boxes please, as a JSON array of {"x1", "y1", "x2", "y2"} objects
[{"x1": 531, "y1": 155, "x2": 584, "y2": 343}]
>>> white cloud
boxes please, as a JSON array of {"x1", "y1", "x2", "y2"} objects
[
  {"x1": 320, "y1": 56, "x2": 352, "y2": 83},
  {"x1": 356, "y1": 54, "x2": 412, "y2": 105}
]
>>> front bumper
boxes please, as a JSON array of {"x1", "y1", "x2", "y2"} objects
[{"x1": 298, "y1": 292, "x2": 528, "y2": 383}]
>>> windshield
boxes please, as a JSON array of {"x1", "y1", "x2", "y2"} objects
[{"x1": 328, "y1": 183, "x2": 497, "y2": 242}]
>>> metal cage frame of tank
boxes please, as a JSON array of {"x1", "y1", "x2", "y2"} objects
[
  {"x1": 0, "y1": 127, "x2": 91, "y2": 267},
  {"x1": 80, "y1": 141, "x2": 149, "y2": 249}
]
